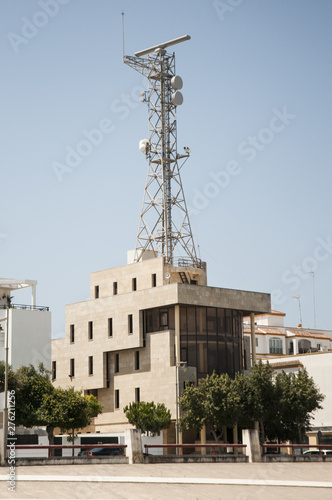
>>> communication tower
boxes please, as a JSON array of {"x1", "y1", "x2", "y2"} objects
[{"x1": 123, "y1": 35, "x2": 201, "y2": 268}]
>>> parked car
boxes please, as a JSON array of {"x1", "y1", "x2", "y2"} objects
[
  {"x1": 78, "y1": 446, "x2": 124, "y2": 457},
  {"x1": 303, "y1": 449, "x2": 332, "y2": 456}
]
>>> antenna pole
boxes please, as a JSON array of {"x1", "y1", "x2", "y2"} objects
[
  {"x1": 121, "y1": 12, "x2": 125, "y2": 59},
  {"x1": 309, "y1": 271, "x2": 317, "y2": 328}
]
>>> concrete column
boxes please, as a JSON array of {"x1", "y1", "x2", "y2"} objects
[
  {"x1": 31, "y1": 284, "x2": 36, "y2": 307},
  {"x1": 242, "y1": 429, "x2": 261, "y2": 463},
  {"x1": 124, "y1": 429, "x2": 143, "y2": 464},
  {"x1": 250, "y1": 312, "x2": 256, "y2": 365},
  {"x1": 174, "y1": 305, "x2": 180, "y2": 363}
]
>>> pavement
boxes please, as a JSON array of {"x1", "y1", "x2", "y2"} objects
[{"x1": 0, "y1": 462, "x2": 332, "y2": 499}]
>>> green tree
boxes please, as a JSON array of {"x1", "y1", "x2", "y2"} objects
[
  {"x1": 0, "y1": 361, "x2": 16, "y2": 393},
  {"x1": 275, "y1": 368, "x2": 324, "y2": 443},
  {"x1": 179, "y1": 372, "x2": 240, "y2": 443},
  {"x1": 14, "y1": 363, "x2": 54, "y2": 428},
  {"x1": 38, "y1": 387, "x2": 103, "y2": 455},
  {"x1": 123, "y1": 401, "x2": 171, "y2": 435},
  {"x1": 246, "y1": 361, "x2": 278, "y2": 442}
]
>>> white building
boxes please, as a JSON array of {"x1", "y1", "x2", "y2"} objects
[
  {"x1": 0, "y1": 279, "x2": 51, "y2": 420},
  {"x1": 243, "y1": 310, "x2": 331, "y2": 360},
  {"x1": 244, "y1": 310, "x2": 332, "y2": 446}
]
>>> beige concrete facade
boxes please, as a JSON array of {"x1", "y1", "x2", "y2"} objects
[{"x1": 52, "y1": 256, "x2": 270, "y2": 433}]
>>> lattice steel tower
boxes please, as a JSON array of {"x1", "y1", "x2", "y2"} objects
[{"x1": 124, "y1": 35, "x2": 200, "y2": 267}]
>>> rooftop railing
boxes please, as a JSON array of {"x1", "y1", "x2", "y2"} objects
[{"x1": 0, "y1": 303, "x2": 49, "y2": 311}]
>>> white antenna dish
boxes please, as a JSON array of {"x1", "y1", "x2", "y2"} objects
[
  {"x1": 172, "y1": 91, "x2": 183, "y2": 106},
  {"x1": 165, "y1": 272, "x2": 171, "y2": 279},
  {"x1": 139, "y1": 139, "x2": 150, "y2": 154},
  {"x1": 171, "y1": 76, "x2": 183, "y2": 90}
]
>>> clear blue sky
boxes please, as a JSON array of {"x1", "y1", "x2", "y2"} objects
[{"x1": 1, "y1": 0, "x2": 332, "y2": 337}]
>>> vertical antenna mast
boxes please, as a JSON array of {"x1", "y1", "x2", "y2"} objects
[
  {"x1": 123, "y1": 35, "x2": 200, "y2": 267},
  {"x1": 121, "y1": 12, "x2": 125, "y2": 59}
]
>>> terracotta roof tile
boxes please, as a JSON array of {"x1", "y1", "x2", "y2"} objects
[{"x1": 286, "y1": 330, "x2": 331, "y2": 341}]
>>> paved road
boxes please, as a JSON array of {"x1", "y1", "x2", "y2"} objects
[{"x1": 0, "y1": 462, "x2": 332, "y2": 499}]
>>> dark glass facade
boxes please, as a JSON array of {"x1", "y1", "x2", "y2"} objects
[
  {"x1": 180, "y1": 306, "x2": 242, "y2": 379},
  {"x1": 142, "y1": 305, "x2": 243, "y2": 379}
]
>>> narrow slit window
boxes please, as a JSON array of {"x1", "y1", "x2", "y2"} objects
[
  {"x1": 135, "y1": 387, "x2": 140, "y2": 403},
  {"x1": 113, "y1": 282, "x2": 118, "y2": 295},
  {"x1": 128, "y1": 314, "x2": 133, "y2": 334},
  {"x1": 88, "y1": 321, "x2": 93, "y2": 340},
  {"x1": 115, "y1": 389, "x2": 120, "y2": 409},
  {"x1": 88, "y1": 356, "x2": 93, "y2": 375},
  {"x1": 70, "y1": 358, "x2": 75, "y2": 378},
  {"x1": 52, "y1": 361, "x2": 56, "y2": 381},
  {"x1": 135, "y1": 350, "x2": 140, "y2": 370},
  {"x1": 108, "y1": 318, "x2": 113, "y2": 337},
  {"x1": 95, "y1": 285, "x2": 99, "y2": 299},
  {"x1": 152, "y1": 273, "x2": 157, "y2": 287},
  {"x1": 132, "y1": 278, "x2": 137, "y2": 291},
  {"x1": 70, "y1": 324, "x2": 75, "y2": 343},
  {"x1": 115, "y1": 353, "x2": 119, "y2": 373}
]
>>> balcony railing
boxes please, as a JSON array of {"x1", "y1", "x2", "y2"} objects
[{"x1": 0, "y1": 303, "x2": 49, "y2": 311}]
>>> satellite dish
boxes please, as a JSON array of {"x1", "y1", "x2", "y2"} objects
[
  {"x1": 139, "y1": 139, "x2": 150, "y2": 153},
  {"x1": 165, "y1": 272, "x2": 171, "y2": 279},
  {"x1": 171, "y1": 75, "x2": 183, "y2": 90},
  {"x1": 172, "y1": 91, "x2": 183, "y2": 106}
]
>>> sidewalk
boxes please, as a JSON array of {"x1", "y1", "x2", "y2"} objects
[{"x1": 0, "y1": 463, "x2": 331, "y2": 499}]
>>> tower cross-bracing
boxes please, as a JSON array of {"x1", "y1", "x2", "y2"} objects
[{"x1": 124, "y1": 36, "x2": 201, "y2": 268}]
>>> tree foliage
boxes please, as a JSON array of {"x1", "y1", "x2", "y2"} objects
[
  {"x1": 123, "y1": 401, "x2": 171, "y2": 435},
  {"x1": 179, "y1": 372, "x2": 240, "y2": 443},
  {"x1": 178, "y1": 363, "x2": 325, "y2": 444},
  {"x1": 0, "y1": 361, "x2": 16, "y2": 393},
  {"x1": 37, "y1": 387, "x2": 103, "y2": 451},
  {"x1": 14, "y1": 363, "x2": 54, "y2": 428}
]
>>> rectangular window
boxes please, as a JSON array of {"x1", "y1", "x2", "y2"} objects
[
  {"x1": 88, "y1": 356, "x2": 93, "y2": 375},
  {"x1": 52, "y1": 361, "x2": 56, "y2": 381},
  {"x1": 115, "y1": 389, "x2": 120, "y2": 409},
  {"x1": 135, "y1": 350, "x2": 140, "y2": 370},
  {"x1": 70, "y1": 324, "x2": 75, "y2": 343},
  {"x1": 317, "y1": 343, "x2": 321, "y2": 350},
  {"x1": 128, "y1": 314, "x2": 133, "y2": 334},
  {"x1": 255, "y1": 338, "x2": 258, "y2": 347},
  {"x1": 108, "y1": 318, "x2": 113, "y2": 337},
  {"x1": 132, "y1": 278, "x2": 137, "y2": 291},
  {"x1": 115, "y1": 353, "x2": 119, "y2": 373},
  {"x1": 95, "y1": 285, "x2": 99, "y2": 299},
  {"x1": 70, "y1": 358, "x2": 75, "y2": 378},
  {"x1": 160, "y1": 310, "x2": 169, "y2": 330},
  {"x1": 152, "y1": 273, "x2": 157, "y2": 287},
  {"x1": 113, "y1": 282, "x2": 118, "y2": 295},
  {"x1": 135, "y1": 387, "x2": 140, "y2": 403},
  {"x1": 88, "y1": 321, "x2": 93, "y2": 340}
]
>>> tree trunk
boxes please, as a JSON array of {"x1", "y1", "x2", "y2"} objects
[
  {"x1": 259, "y1": 419, "x2": 265, "y2": 444},
  {"x1": 72, "y1": 429, "x2": 75, "y2": 457},
  {"x1": 46, "y1": 426, "x2": 54, "y2": 457}
]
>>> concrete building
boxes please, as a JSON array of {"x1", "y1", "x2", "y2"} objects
[
  {"x1": 0, "y1": 278, "x2": 51, "y2": 371},
  {"x1": 51, "y1": 255, "x2": 270, "y2": 437},
  {"x1": 0, "y1": 278, "x2": 51, "y2": 422},
  {"x1": 245, "y1": 310, "x2": 332, "y2": 445},
  {"x1": 51, "y1": 37, "x2": 271, "y2": 442},
  {"x1": 243, "y1": 310, "x2": 331, "y2": 360}
]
